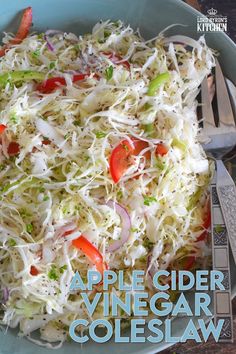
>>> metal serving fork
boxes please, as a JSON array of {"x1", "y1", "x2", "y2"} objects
[
  {"x1": 201, "y1": 58, "x2": 236, "y2": 343},
  {"x1": 201, "y1": 58, "x2": 236, "y2": 264}
]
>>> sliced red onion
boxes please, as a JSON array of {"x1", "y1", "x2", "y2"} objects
[
  {"x1": 44, "y1": 30, "x2": 63, "y2": 52},
  {"x1": 1, "y1": 287, "x2": 9, "y2": 303},
  {"x1": 54, "y1": 221, "x2": 77, "y2": 238},
  {"x1": 106, "y1": 201, "x2": 131, "y2": 252}
]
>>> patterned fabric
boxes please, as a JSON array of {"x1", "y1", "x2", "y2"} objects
[{"x1": 211, "y1": 171, "x2": 233, "y2": 342}]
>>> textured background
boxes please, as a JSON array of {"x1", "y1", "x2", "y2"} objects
[{"x1": 161, "y1": 1, "x2": 236, "y2": 353}]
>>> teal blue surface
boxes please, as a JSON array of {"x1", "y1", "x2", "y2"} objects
[{"x1": 0, "y1": 1, "x2": 235, "y2": 353}]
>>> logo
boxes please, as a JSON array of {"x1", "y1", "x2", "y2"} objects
[
  {"x1": 207, "y1": 8, "x2": 218, "y2": 16},
  {"x1": 197, "y1": 8, "x2": 227, "y2": 32}
]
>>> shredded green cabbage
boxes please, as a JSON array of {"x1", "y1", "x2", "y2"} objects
[{"x1": 0, "y1": 20, "x2": 214, "y2": 344}]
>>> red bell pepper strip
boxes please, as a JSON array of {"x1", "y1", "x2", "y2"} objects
[
  {"x1": 8, "y1": 142, "x2": 20, "y2": 156},
  {"x1": 11, "y1": 7, "x2": 33, "y2": 44},
  {"x1": 109, "y1": 138, "x2": 150, "y2": 183},
  {"x1": 155, "y1": 143, "x2": 168, "y2": 156},
  {"x1": 63, "y1": 231, "x2": 107, "y2": 275},
  {"x1": 0, "y1": 124, "x2": 7, "y2": 133},
  {"x1": 196, "y1": 230, "x2": 208, "y2": 242},
  {"x1": 0, "y1": 7, "x2": 32, "y2": 57},
  {"x1": 203, "y1": 206, "x2": 211, "y2": 229},
  {"x1": 72, "y1": 236, "x2": 107, "y2": 275},
  {"x1": 102, "y1": 51, "x2": 130, "y2": 69},
  {"x1": 30, "y1": 265, "x2": 39, "y2": 276},
  {"x1": 37, "y1": 74, "x2": 90, "y2": 93}
]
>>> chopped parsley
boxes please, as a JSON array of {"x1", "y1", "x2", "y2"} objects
[
  {"x1": 32, "y1": 49, "x2": 40, "y2": 58},
  {"x1": 143, "y1": 195, "x2": 157, "y2": 206},
  {"x1": 143, "y1": 238, "x2": 154, "y2": 250},
  {"x1": 48, "y1": 264, "x2": 67, "y2": 280},
  {"x1": 48, "y1": 265, "x2": 59, "y2": 281},
  {"x1": 26, "y1": 223, "x2": 33, "y2": 234},
  {"x1": 130, "y1": 227, "x2": 139, "y2": 233},
  {"x1": 74, "y1": 120, "x2": 81, "y2": 126},
  {"x1": 8, "y1": 238, "x2": 16, "y2": 246},
  {"x1": 43, "y1": 195, "x2": 49, "y2": 201},
  {"x1": 105, "y1": 65, "x2": 113, "y2": 81},
  {"x1": 59, "y1": 265, "x2": 68, "y2": 274},
  {"x1": 49, "y1": 61, "x2": 56, "y2": 69},
  {"x1": 95, "y1": 131, "x2": 106, "y2": 139},
  {"x1": 117, "y1": 190, "x2": 123, "y2": 199},
  {"x1": 155, "y1": 160, "x2": 165, "y2": 170},
  {"x1": 104, "y1": 30, "x2": 111, "y2": 39},
  {"x1": 10, "y1": 114, "x2": 18, "y2": 124}
]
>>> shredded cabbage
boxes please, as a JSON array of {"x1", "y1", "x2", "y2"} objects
[{"x1": 0, "y1": 20, "x2": 214, "y2": 344}]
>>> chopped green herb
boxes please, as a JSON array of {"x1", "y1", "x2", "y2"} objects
[
  {"x1": 59, "y1": 265, "x2": 68, "y2": 274},
  {"x1": 131, "y1": 227, "x2": 139, "y2": 233},
  {"x1": 19, "y1": 208, "x2": 32, "y2": 218},
  {"x1": 48, "y1": 265, "x2": 59, "y2": 281},
  {"x1": 49, "y1": 61, "x2": 56, "y2": 69},
  {"x1": 74, "y1": 120, "x2": 81, "y2": 126},
  {"x1": 143, "y1": 103, "x2": 152, "y2": 111},
  {"x1": 105, "y1": 65, "x2": 113, "y2": 81},
  {"x1": 38, "y1": 33, "x2": 44, "y2": 40},
  {"x1": 39, "y1": 187, "x2": 45, "y2": 193},
  {"x1": 0, "y1": 164, "x2": 5, "y2": 171},
  {"x1": 143, "y1": 123, "x2": 154, "y2": 134},
  {"x1": 95, "y1": 131, "x2": 106, "y2": 139},
  {"x1": 104, "y1": 30, "x2": 111, "y2": 39},
  {"x1": 143, "y1": 238, "x2": 154, "y2": 250},
  {"x1": 84, "y1": 155, "x2": 90, "y2": 161},
  {"x1": 26, "y1": 223, "x2": 33, "y2": 234},
  {"x1": 8, "y1": 238, "x2": 16, "y2": 246},
  {"x1": 155, "y1": 160, "x2": 165, "y2": 170},
  {"x1": 117, "y1": 190, "x2": 123, "y2": 199},
  {"x1": 43, "y1": 195, "x2": 49, "y2": 201},
  {"x1": 10, "y1": 114, "x2": 18, "y2": 124},
  {"x1": 143, "y1": 195, "x2": 157, "y2": 206},
  {"x1": 32, "y1": 49, "x2": 40, "y2": 58},
  {"x1": 113, "y1": 21, "x2": 120, "y2": 27}
]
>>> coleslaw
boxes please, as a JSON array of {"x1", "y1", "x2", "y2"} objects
[{"x1": 0, "y1": 7, "x2": 214, "y2": 347}]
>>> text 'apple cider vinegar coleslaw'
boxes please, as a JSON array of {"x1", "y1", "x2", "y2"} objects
[{"x1": 0, "y1": 7, "x2": 214, "y2": 347}]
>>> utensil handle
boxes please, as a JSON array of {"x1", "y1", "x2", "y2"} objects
[
  {"x1": 216, "y1": 160, "x2": 236, "y2": 265},
  {"x1": 211, "y1": 169, "x2": 233, "y2": 342}
]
